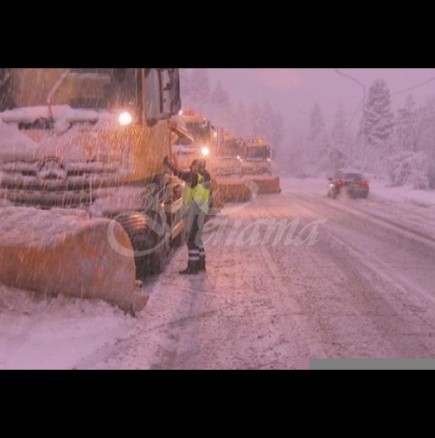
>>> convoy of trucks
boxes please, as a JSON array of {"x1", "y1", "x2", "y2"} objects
[{"x1": 0, "y1": 69, "x2": 280, "y2": 312}]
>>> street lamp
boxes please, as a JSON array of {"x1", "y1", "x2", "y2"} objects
[{"x1": 334, "y1": 69, "x2": 367, "y2": 168}]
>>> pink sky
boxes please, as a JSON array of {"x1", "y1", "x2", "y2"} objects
[{"x1": 208, "y1": 69, "x2": 435, "y2": 132}]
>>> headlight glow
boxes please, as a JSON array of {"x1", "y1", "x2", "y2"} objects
[
  {"x1": 201, "y1": 146, "x2": 210, "y2": 156},
  {"x1": 118, "y1": 111, "x2": 133, "y2": 126}
]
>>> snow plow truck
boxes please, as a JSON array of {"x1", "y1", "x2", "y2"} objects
[
  {"x1": 172, "y1": 110, "x2": 261, "y2": 204},
  {"x1": 240, "y1": 139, "x2": 281, "y2": 195},
  {"x1": 0, "y1": 68, "x2": 190, "y2": 313}
]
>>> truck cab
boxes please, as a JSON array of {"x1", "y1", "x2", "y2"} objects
[
  {"x1": 0, "y1": 68, "x2": 186, "y2": 278},
  {"x1": 171, "y1": 109, "x2": 216, "y2": 170},
  {"x1": 241, "y1": 139, "x2": 272, "y2": 175}
]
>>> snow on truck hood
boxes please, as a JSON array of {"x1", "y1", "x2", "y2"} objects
[
  {"x1": 0, "y1": 105, "x2": 99, "y2": 126},
  {"x1": 0, "y1": 106, "x2": 115, "y2": 163}
]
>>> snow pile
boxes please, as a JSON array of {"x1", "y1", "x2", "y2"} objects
[{"x1": 0, "y1": 283, "x2": 135, "y2": 370}]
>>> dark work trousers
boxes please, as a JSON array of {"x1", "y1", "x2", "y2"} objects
[{"x1": 185, "y1": 202, "x2": 206, "y2": 265}]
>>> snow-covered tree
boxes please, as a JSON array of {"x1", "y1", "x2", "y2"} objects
[
  {"x1": 179, "y1": 68, "x2": 192, "y2": 102},
  {"x1": 258, "y1": 101, "x2": 274, "y2": 140},
  {"x1": 357, "y1": 79, "x2": 395, "y2": 173},
  {"x1": 387, "y1": 150, "x2": 429, "y2": 189},
  {"x1": 414, "y1": 98, "x2": 435, "y2": 187},
  {"x1": 308, "y1": 103, "x2": 325, "y2": 140},
  {"x1": 329, "y1": 103, "x2": 355, "y2": 171},
  {"x1": 359, "y1": 79, "x2": 394, "y2": 148},
  {"x1": 248, "y1": 102, "x2": 263, "y2": 138},
  {"x1": 209, "y1": 81, "x2": 233, "y2": 128},
  {"x1": 395, "y1": 94, "x2": 417, "y2": 152},
  {"x1": 210, "y1": 81, "x2": 230, "y2": 108},
  {"x1": 268, "y1": 109, "x2": 284, "y2": 152},
  {"x1": 234, "y1": 101, "x2": 249, "y2": 137},
  {"x1": 189, "y1": 69, "x2": 211, "y2": 111},
  {"x1": 304, "y1": 103, "x2": 330, "y2": 175}
]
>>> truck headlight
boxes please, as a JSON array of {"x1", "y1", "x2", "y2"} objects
[
  {"x1": 201, "y1": 146, "x2": 210, "y2": 156},
  {"x1": 118, "y1": 111, "x2": 133, "y2": 126}
]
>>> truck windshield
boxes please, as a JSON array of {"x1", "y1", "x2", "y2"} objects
[
  {"x1": 246, "y1": 147, "x2": 270, "y2": 159},
  {"x1": 68, "y1": 68, "x2": 137, "y2": 109},
  {"x1": 0, "y1": 68, "x2": 138, "y2": 111},
  {"x1": 186, "y1": 120, "x2": 211, "y2": 142}
]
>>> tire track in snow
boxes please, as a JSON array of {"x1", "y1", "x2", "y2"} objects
[{"x1": 288, "y1": 193, "x2": 435, "y2": 358}]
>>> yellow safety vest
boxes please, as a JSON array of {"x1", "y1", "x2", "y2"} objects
[{"x1": 183, "y1": 173, "x2": 211, "y2": 213}]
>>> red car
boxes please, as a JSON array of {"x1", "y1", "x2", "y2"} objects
[{"x1": 327, "y1": 170, "x2": 369, "y2": 199}]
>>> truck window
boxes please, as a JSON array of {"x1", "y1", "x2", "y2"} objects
[
  {"x1": 246, "y1": 146, "x2": 271, "y2": 159},
  {"x1": 1, "y1": 68, "x2": 139, "y2": 111},
  {"x1": 69, "y1": 68, "x2": 138, "y2": 109},
  {"x1": 145, "y1": 69, "x2": 181, "y2": 125}
]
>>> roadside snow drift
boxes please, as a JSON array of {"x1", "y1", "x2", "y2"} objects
[{"x1": 0, "y1": 207, "x2": 147, "y2": 313}]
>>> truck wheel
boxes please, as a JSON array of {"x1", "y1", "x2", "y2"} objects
[{"x1": 115, "y1": 212, "x2": 159, "y2": 279}]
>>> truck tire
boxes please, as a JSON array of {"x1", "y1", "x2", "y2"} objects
[{"x1": 115, "y1": 212, "x2": 159, "y2": 279}]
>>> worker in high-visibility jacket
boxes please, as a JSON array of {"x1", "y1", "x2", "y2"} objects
[{"x1": 164, "y1": 156, "x2": 211, "y2": 274}]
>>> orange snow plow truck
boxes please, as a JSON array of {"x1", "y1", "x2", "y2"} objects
[{"x1": 0, "y1": 68, "x2": 190, "y2": 314}]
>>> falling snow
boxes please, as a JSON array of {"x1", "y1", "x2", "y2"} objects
[{"x1": 3, "y1": 177, "x2": 435, "y2": 369}]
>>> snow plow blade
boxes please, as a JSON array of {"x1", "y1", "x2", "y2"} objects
[
  {"x1": 0, "y1": 207, "x2": 147, "y2": 314},
  {"x1": 248, "y1": 176, "x2": 281, "y2": 195},
  {"x1": 214, "y1": 176, "x2": 281, "y2": 203},
  {"x1": 214, "y1": 177, "x2": 253, "y2": 203}
]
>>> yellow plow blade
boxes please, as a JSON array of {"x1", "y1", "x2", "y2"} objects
[
  {"x1": 0, "y1": 207, "x2": 147, "y2": 314},
  {"x1": 213, "y1": 176, "x2": 281, "y2": 204},
  {"x1": 248, "y1": 176, "x2": 281, "y2": 194}
]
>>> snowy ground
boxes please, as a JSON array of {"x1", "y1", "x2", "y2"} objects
[{"x1": 2, "y1": 176, "x2": 435, "y2": 369}]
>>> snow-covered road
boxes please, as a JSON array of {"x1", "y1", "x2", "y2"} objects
[
  {"x1": 78, "y1": 177, "x2": 435, "y2": 369},
  {"x1": 3, "y1": 176, "x2": 435, "y2": 369}
]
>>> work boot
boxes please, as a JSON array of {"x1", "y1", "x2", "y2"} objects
[
  {"x1": 199, "y1": 256, "x2": 206, "y2": 272},
  {"x1": 179, "y1": 260, "x2": 199, "y2": 275}
]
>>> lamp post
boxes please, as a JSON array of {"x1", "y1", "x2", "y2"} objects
[{"x1": 334, "y1": 69, "x2": 367, "y2": 169}]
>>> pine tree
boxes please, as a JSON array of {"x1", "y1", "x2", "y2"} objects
[
  {"x1": 210, "y1": 81, "x2": 230, "y2": 108},
  {"x1": 189, "y1": 69, "x2": 210, "y2": 111},
  {"x1": 248, "y1": 102, "x2": 263, "y2": 138},
  {"x1": 179, "y1": 69, "x2": 192, "y2": 102},
  {"x1": 309, "y1": 103, "x2": 325, "y2": 140},
  {"x1": 414, "y1": 98, "x2": 435, "y2": 187},
  {"x1": 268, "y1": 108, "x2": 284, "y2": 152},
  {"x1": 259, "y1": 101, "x2": 274, "y2": 141},
  {"x1": 209, "y1": 81, "x2": 233, "y2": 128},
  {"x1": 306, "y1": 103, "x2": 329, "y2": 173},
  {"x1": 395, "y1": 94, "x2": 417, "y2": 152},
  {"x1": 360, "y1": 79, "x2": 394, "y2": 147},
  {"x1": 234, "y1": 101, "x2": 248, "y2": 137}
]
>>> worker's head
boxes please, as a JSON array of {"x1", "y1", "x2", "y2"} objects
[
  {"x1": 190, "y1": 159, "x2": 199, "y2": 171},
  {"x1": 198, "y1": 159, "x2": 206, "y2": 171}
]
